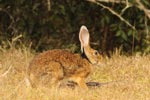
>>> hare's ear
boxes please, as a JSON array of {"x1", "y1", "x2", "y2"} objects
[{"x1": 79, "y1": 25, "x2": 90, "y2": 53}]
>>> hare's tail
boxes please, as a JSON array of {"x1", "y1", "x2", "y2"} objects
[{"x1": 24, "y1": 76, "x2": 32, "y2": 87}]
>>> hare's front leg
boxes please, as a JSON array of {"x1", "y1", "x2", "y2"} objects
[{"x1": 71, "y1": 76, "x2": 88, "y2": 90}]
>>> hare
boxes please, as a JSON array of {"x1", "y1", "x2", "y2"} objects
[{"x1": 27, "y1": 25, "x2": 102, "y2": 90}]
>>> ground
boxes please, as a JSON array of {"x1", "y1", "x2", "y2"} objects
[{"x1": 0, "y1": 48, "x2": 150, "y2": 100}]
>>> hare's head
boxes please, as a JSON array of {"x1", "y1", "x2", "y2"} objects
[{"x1": 79, "y1": 25, "x2": 102, "y2": 65}]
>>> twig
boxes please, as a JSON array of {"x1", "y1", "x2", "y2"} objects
[
  {"x1": 145, "y1": 16, "x2": 149, "y2": 37},
  {"x1": 120, "y1": 0, "x2": 132, "y2": 15},
  {"x1": 12, "y1": 34, "x2": 23, "y2": 43},
  {"x1": 87, "y1": 0, "x2": 136, "y2": 30},
  {"x1": 47, "y1": 0, "x2": 51, "y2": 11},
  {"x1": 136, "y1": 0, "x2": 150, "y2": 19},
  {"x1": 0, "y1": 65, "x2": 12, "y2": 78},
  {"x1": 95, "y1": 0, "x2": 126, "y2": 4}
]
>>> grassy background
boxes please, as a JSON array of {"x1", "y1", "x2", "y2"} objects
[{"x1": 0, "y1": 48, "x2": 150, "y2": 100}]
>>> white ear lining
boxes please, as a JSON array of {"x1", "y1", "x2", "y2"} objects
[
  {"x1": 81, "y1": 32, "x2": 89, "y2": 46},
  {"x1": 79, "y1": 25, "x2": 90, "y2": 53}
]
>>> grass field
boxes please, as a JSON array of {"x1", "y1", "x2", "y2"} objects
[{"x1": 0, "y1": 48, "x2": 150, "y2": 100}]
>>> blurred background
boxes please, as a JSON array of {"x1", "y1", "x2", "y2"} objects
[{"x1": 0, "y1": 0, "x2": 150, "y2": 55}]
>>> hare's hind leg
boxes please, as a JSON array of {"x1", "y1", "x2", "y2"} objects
[
  {"x1": 46, "y1": 61, "x2": 64, "y2": 88},
  {"x1": 28, "y1": 61, "x2": 64, "y2": 89}
]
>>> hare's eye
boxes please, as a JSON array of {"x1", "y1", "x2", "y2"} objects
[{"x1": 94, "y1": 51, "x2": 98, "y2": 56}]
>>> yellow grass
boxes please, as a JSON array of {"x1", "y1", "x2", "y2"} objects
[{"x1": 0, "y1": 48, "x2": 150, "y2": 100}]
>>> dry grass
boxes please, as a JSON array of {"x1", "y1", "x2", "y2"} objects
[{"x1": 0, "y1": 48, "x2": 150, "y2": 100}]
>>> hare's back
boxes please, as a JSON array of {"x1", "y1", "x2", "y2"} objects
[
  {"x1": 31, "y1": 49, "x2": 81, "y2": 63},
  {"x1": 32, "y1": 49, "x2": 88, "y2": 63}
]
